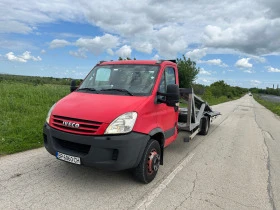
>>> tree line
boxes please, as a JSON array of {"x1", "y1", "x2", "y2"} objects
[
  {"x1": 250, "y1": 87, "x2": 280, "y2": 96},
  {"x1": 0, "y1": 74, "x2": 72, "y2": 86}
]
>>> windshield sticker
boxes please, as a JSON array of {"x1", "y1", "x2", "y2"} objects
[{"x1": 96, "y1": 68, "x2": 111, "y2": 81}]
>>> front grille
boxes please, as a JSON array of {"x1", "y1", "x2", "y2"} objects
[
  {"x1": 55, "y1": 137, "x2": 91, "y2": 154},
  {"x1": 52, "y1": 115, "x2": 102, "y2": 135}
]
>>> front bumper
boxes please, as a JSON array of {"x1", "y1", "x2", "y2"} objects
[{"x1": 43, "y1": 123, "x2": 149, "y2": 171}]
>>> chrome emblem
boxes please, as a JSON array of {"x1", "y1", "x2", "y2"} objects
[{"x1": 62, "y1": 121, "x2": 80, "y2": 128}]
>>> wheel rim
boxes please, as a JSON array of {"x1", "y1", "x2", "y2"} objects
[{"x1": 147, "y1": 149, "x2": 160, "y2": 175}]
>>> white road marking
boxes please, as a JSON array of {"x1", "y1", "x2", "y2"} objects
[{"x1": 134, "y1": 153, "x2": 195, "y2": 209}]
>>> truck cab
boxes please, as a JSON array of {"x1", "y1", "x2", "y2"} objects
[{"x1": 43, "y1": 60, "x2": 180, "y2": 183}]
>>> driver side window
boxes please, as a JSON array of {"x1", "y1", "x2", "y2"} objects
[
  {"x1": 158, "y1": 67, "x2": 176, "y2": 93},
  {"x1": 158, "y1": 67, "x2": 176, "y2": 100}
]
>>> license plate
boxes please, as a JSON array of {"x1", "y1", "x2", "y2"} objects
[{"x1": 56, "y1": 152, "x2": 81, "y2": 165}]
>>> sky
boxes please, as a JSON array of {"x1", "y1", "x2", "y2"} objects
[{"x1": 1, "y1": 0, "x2": 280, "y2": 88}]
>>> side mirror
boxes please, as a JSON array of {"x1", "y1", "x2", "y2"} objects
[
  {"x1": 157, "y1": 84, "x2": 180, "y2": 107},
  {"x1": 70, "y1": 80, "x2": 78, "y2": 92},
  {"x1": 166, "y1": 84, "x2": 180, "y2": 107}
]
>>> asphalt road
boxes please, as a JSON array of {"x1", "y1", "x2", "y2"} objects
[{"x1": 1, "y1": 95, "x2": 279, "y2": 210}]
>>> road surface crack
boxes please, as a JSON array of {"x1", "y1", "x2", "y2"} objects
[
  {"x1": 193, "y1": 197, "x2": 224, "y2": 210},
  {"x1": 253, "y1": 108, "x2": 276, "y2": 210},
  {"x1": 175, "y1": 171, "x2": 197, "y2": 209},
  {"x1": 204, "y1": 192, "x2": 260, "y2": 209}
]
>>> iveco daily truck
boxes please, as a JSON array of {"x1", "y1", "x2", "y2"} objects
[{"x1": 43, "y1": 60, "x2": 219, "y2": 183}]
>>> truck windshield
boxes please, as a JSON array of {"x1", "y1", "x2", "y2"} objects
[{"x1": 78, "y1": 65, "x2": 159, "y2": 96}]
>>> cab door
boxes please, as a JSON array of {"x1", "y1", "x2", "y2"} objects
[{"x1": 157, "y1": 66, "x2": 178, "y2": 146}]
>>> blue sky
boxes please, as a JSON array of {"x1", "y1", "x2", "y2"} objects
[{"x1": 1, "y1": 0, "x2": 280, "y2": 88}]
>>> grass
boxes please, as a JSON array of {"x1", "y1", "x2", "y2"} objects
[
  {"x1": 254, "y1": 94, "x2": 280, "y2": 116},
  {"x1": 201, "y1": 96, "x2": 241, "y2": 106},
  {"x1": 0, "y1": 81, "x2": 69, "y2": 155}
]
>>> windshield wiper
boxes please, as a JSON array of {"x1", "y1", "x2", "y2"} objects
[
  {"x1": 77, "y1": 87, "x2": 97, "y2": 92},
  {"x1": 100, "y1": 88, "x2": 134, "y2": 96}
]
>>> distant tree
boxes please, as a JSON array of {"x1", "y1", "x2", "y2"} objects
[
  {"x1": 209, "y1": 80, "x2": 229, "y2": 98},
  {"x1": 176, "y1": 55, "x2": 200, "y2": 88},
  {"x1": 192, "y1": 83, "x2": 206, "y2": 95},
  {"x1": 206, "y1": 80, "x2": 248, "y2": 99},
  {"x1": 118, "y1": 57, "x2": 123, "y2": 60}
]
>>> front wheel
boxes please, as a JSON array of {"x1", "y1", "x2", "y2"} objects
[{"x1": 133, "y1": 139, "x2": 161, "y2": 184}]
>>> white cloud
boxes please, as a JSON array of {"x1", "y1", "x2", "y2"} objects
[
  {"x1": 203, "y1": 17, "x2": 280, "y2": 55},
  {"x1": 21, "y1": 51, "x2": 42, "y2": 61},
  {"x1": 250, "y1": 55, "x2": 266, "y2": 63},
  {"x1": 244, "y1": 70, "x2": 254, "y2": 73},
  {"x1": 202, "y1": 79, "x2": 211, "y2": 83},
  {"x1": 69, "y1": 49, "x2": 87, "y2": 58},
  {"x1": 153, "y1": 25, "x2": 188, "y2": 58},
  {"x1": 267, "y1": 66, "x2": 280, "y2": 72},
  {"x1": 116, "y1": 45, "x2": 132, "y2": 58},
  {"x1": 132, "y1": 42, "x2": 153, "y2": 54},
  {"x1": 0, "y1": 20, "x2": 33, "y2": 34},
  {"x1": 152, "y1": 54, "x2": 160, "y2": 60},
  {"x1": 196, "y1": 78, "x2": 214, "y2": 85},
  {"x1": 205, "y1": 59, "x2": 222, "y2": 65},
  {"x1": 75, "y1": 34, "x2": 119, "y2": 55},
  {"x1": 5, "y1": 51, "x2": 41, "y2": 62},
  {"x1": 5, "y1": 52, "x2": 26, "y2": 62},
  {"x1": 199, "y1": 68, "x2": 211, "y2": 75},
  {"x1": 41, "y1": 49, "x2": 46, "y2": 54},
  {"x1": 0, "y1": 40, "x2": 37, "y2": 51},
  {"x1": 235, "y1": 58, "x2": 253, "y2": 68},
  {"x1": 106, "y1": 49, "x2": 114, "y2": 56},
  {"x1": 185, "y1": 48, "x2": 207, "y2": 61},
  {"x1": 199, "y1": 59, "x2": 228, "y2": 67},
  {"x1": 49, "y1": 34, "x2": 119, "y2": 56},
  {"x1": 250, "y1": 80, "x2": 261, "y2": 86},
  {"x1": 49, "y1": 39, "x2": 71, "y2": 49},
  {"x1": 2, "y1": 0, "x2": 280, "y2": 57}
]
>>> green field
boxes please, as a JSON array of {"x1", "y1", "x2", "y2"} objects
[
  {"x1": 0, "y1": 81, "x2": 69, "y2": 155},
  {"x1": 254, "y1": 95, "x2": 280, "y2": 116}
]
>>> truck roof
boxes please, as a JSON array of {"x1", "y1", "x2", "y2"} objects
[{"x1": 99, "y1": 60, "x2": 176, "y2": 66}]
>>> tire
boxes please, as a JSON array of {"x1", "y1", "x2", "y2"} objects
[
  {"x1": 133, "y1": 139, "x2": 161, "y2": 184},
  {"x1": 199, "y1": 116, "x2": 210, "y2": 135}
]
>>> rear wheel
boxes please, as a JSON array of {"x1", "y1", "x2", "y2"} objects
[
  {"x1": 133, "y1": 139, "x2": 161, "y2": 184},
  {"x1": 199, "y1": 116, "x2": 210, "y2": 135}
]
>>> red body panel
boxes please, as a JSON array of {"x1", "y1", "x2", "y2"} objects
[
  {"x1": 51, "y1": 92, "x2": 147, "y2": 123},
  {"x1": 153, "y1": 62, "x2": 179, "y2": 147}
]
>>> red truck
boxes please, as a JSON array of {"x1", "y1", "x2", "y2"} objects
[{"x1": 43, "y1": 60, "x2": 219, "y2": 183}]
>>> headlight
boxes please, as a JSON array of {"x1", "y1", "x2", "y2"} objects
[
  {"x1": 105, "y1": 112, "x2": 137, "y2": 134},
  {"x1": 46, "y1": 103, "x2": 56, "y2": 124}
]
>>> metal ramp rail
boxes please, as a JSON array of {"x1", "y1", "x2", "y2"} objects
[{"x1": 178, "y1": 88, "x2": 220, "y2": 142}]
